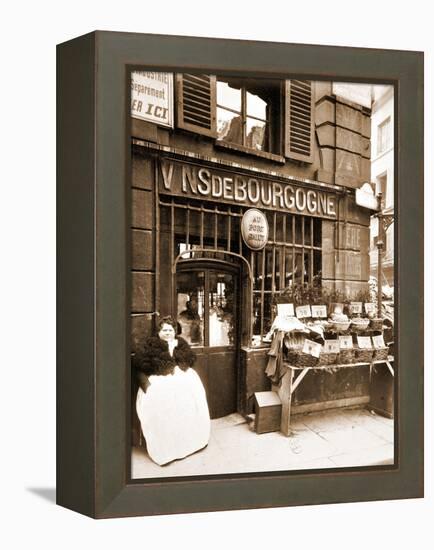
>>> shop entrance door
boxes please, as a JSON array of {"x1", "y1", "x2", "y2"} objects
[{"x1": 176, "y1": 262, "x2": 239, "y2": 419}]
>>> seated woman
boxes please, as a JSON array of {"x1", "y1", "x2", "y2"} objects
[{"x1": 133, "y1": 316, "x2": 210, "y2": 466}]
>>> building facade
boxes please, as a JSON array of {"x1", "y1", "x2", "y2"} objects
[
  {"x1": 130, "y1": 74, "x2": 373, "y2": 422},
  {"x1": 369, "y1": 85, "x2": 394, "y2": 286}
]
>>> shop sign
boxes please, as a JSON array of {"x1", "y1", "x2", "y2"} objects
[
  {"x1": 159, "y1": 160, "x2": 338, "y2": 219},
  {"x1": 241, "y1": 209, "x2": 268, "y2": 250},
  {"x1": 356, "y1": 183, "x2": 379, "y2": 211},
  {"x1": 311, "y1": 305, "x2": 327, "y2": 318},
  {"x1": 131, "y1": 72, "x2": 174, "y2": 128}
]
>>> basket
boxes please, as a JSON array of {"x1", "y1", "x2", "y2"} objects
[
  {"x1": 369, "y1": 318, "x2": 384, "y2": 331},
  {"x1": 351, "y1": 318, "x2": 370, "y2": 332},
  {"x1": 285, "y1": 349, "x2": 300, "y2": 365},
  {"x1": 373, "y1": 347, "x2": 389, "y2": 361},
  {"x1": 318, "y1": 352, "x2": 338, "y2": 366},
  {"x1": 286, "y1": 349, "x2": 318, "y2": 367},
  {"x1": 338, "y1": 348, "x2": 355, "y2": 364},
  {"x1": 354, "y1": 347, "x2": 374, "y2": 362},
  {"x1": 330, "y1": 320, "x2": 351, "y2": 332},
  {"x1": 296, "y1": 352, "x2": 319, "y2": 368}
]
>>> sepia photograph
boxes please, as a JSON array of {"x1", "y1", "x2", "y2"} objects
[{"x1": 129, "y1": 71, "x2": 396, "y2": 479}]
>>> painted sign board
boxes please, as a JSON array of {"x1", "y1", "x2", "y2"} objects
[
  {"x1": 241, "y1": 209, "x2": 269, "y2": 250},
  {"x1": 131, "y1": 72, "x2": 174, "y2": 128},
  {"x1": 159, "y1": 160, "x2": 338, "y2": 219},
  {"x1": 356, "y1": 183, "x2": 379, "y2": 211}
]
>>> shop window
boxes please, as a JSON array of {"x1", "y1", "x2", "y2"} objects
[
  {"x1": 160, "y1": 198, "x2": 322, "y2": 344},
  {"x1": 377, "y1": 117, "x2": 391, "y2": 154},
  {"x1": 252, "y1": 214, "x2": 322, "y2": 340}
]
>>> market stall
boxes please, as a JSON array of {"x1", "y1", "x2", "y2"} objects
[{"x1": 258, "y1": 300, "x2": 394, "y2": 435}]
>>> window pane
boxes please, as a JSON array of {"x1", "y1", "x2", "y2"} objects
[
  {"x1": 295, "y1": 216, "x2": 303, "y2": 244},
  {"x1": 377, "y1": 117, "x2": 391, "y2": 154},
  {"x1": 209, "y1": 272, "x2": 236, "y2": 347},
  {"x1": 313, "y1": 250, "x2": 322, "y2": 285},
  {"x1": 246, "y1": 117, "x2": 266, "y2": 151},
  {"x1": 217, "y1": 81, "x2": 241, "y2": 111},
  {"x1": 286, "y1": 214, "x2": 293, "y2": 244},
  {"x1": 284, "y1": 249, "x2": 294, "y2": 288},
  {"x1": 217, "y1": 107, "x2": 243, "y2": 145},
  {"x1": 253, "y1": 251, "x2": 262, "y2": 291},
  {"x1": 293, "y1": 252, "x2": 303, "y2": 285},
  {"x1": 253, "y1": 293, "x2": 262, "y2": 336},
  {"x1": 246, "y1": 90, "x2": 267, "y2": 119},
  {"x1": 177, "y1": 271, "x2": 205, "y2": 346},
  {"x1": 265, "y1": 248, "x2": 273, "y2": 291},
  {"x1": 304, "y1": 217, "x2": 312, "y2": 246},
  {"x1": 313, "y1": 218, "x2": 322, "y2": 246}
]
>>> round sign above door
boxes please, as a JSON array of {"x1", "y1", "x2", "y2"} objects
[{"x1": 241, "y1": 208, "x2": 269, "y2": 251}]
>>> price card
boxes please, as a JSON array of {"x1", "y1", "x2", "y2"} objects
[
  {"x1": 364, "y1": 303, "x2": 376, "y2": 315},
  {"x1": 277, "y1": 303, "x2": 295, "y2": 317},
  {"x1": 372, "y1": 334, "x2": 386, "y2": 349},
  {"x1": 296, "y1": 305, "x2": 312, "y2": 319},
  {"x1": 339, "y1": 335, "x2": 353, "y2": 349},
  {"x1": 349, "y1": 302, "x2": 363, "y2": 315},
  {"x1": 323, "y1": 340, "x2": 340, "y2": 354},
  {"x1": 357, "y1": 336, "x2": 373, "y2": 349},
  {"x1": 302, "y1": 339, "x2": 322, "y2": 358},
  {"x1": 311, "y1": 305, "x2": 327, "y2": 318}
]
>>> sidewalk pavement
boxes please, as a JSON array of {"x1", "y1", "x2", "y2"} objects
[{"x1": 131, "y1": 406, "x2": 394, "y2": 479}]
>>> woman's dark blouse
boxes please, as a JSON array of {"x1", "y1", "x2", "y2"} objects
[{"x1": 133, "y1": 336, "x2": 196, "y2": 391}]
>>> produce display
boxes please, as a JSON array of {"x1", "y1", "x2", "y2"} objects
[{"x1": 267, "y1": 301, "x2": 391, "y2": 368}]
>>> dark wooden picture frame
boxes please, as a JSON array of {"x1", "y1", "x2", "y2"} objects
[{"x1": 57, "y1": 31, "x2": 423, "y2": 518}]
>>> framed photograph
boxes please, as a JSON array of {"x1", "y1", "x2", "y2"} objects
[{"x1": 57, "y1": 31, "x2": 423, "y2": 518}]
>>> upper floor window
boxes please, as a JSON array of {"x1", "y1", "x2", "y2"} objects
[
  {"x1": 176, "y1": 74, "x2": 314, "y2": 163},
  {"x1": 377, "y1": 117, "x2": 391, "y2": 154},
  {"x1": 216, "y1": 79, "x2": 273, "y2": 153}
]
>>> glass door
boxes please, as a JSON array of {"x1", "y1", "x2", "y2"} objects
[{"x1": 176, "y1": 263, "x2": 239, "y2": 418}]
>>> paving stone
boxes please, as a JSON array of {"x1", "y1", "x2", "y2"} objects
[
  {"x1": 328, "y1": 444, "x2": 395, "y2": 467},
  {"x1": 131, "y1": 407, "x2": 395, "y2": 479},
  {"x1": 317, "y1": 426, "x2": 387, "y2": 454}
]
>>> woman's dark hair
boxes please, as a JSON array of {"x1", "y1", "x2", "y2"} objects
[{"x1": 157, "y1": 316, "x2": 178, "y2": 332}]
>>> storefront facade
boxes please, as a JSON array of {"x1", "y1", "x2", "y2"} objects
[{"x1": 131, "y1": 75, "x2": 373, "y2": 420}]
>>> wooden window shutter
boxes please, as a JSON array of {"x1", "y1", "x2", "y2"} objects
[
  {"x1": 176, "y1": 74, "x2": 217, "y2": 137},
  {"x1": 284, "y1": 80, "x2": 314, "y2": 163}
]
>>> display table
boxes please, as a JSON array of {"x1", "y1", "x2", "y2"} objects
[{"x1": 272, "y1": 357, "x2": 394, "y2": 436}]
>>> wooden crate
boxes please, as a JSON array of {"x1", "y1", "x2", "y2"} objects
[{"x1": 254, "y1": 391, "x2": 282, "y2": 434}]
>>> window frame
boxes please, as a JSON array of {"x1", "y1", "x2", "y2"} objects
[
  {"x1": 377, "y1": 116, "x2": 392, "y2": 155},
  {"x1": 216, "y1": 78, "x2": 278, "y2": 156}
]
